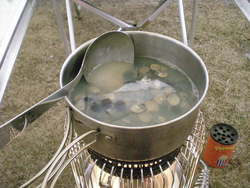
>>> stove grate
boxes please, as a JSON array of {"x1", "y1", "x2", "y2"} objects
[{"x1": 88, "y1": 148, "x2": 180, "y2": 179}]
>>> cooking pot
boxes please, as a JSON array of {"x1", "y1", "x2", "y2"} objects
[{"x1": 60, "y1": 31, "x2": 209, "y2": 162}]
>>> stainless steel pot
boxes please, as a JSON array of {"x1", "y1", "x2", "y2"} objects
[{"x1": 60, "y1": 31, "x2": 209, "y2": 162}]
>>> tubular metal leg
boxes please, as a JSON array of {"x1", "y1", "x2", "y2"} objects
[
  {"x1": 178, "y1": 0, "x2": 188, "y2": 45},
  {"x1": 51, "y1": 0, "x2": 71, "y2": 55},
  {"x1": 66, "y1": 0, "x2": 76, "y2": 51},
  {"x1": 73, "y1": 1, "x2": 81, "y2": 20},
  {"x1": 58, "y1": 0, "x2": 199, "y2": 51},
  {"x1": 136, "y1": 0, "x2": 172, "y2": 28},
  {"x1": 189, "y1": 0, "x2": 199, "y2": 46},
  {"x1": 73, "y1": 0, "x2": 133, "y2": 29}
]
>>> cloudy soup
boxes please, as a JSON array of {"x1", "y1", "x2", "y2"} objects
[{"x1": 69, "y1": 57, "x2": 199, "y2": 127}]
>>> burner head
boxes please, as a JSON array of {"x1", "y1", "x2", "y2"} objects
[{"x1": 88, "y1": 148, "x2": 180, "y2": 179}]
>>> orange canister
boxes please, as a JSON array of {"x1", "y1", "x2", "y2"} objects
[{"x1": 203, "y1": 123, "x2": 238, "y2": 168}]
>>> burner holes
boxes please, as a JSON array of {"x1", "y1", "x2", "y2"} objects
[
  {"x1": 223, "y1": 130, "x2": 226, "y2": 133},
  {"x1": 225, "y1": 141, "x2": 229, "y2": 144},
  {"x1": 217, "y1": 133, "x2": 221, "y2": 135},
  {"x1": 213, "y1": 134, "x2": 217, "y2": 137},
  {"x1": 218, "y1": 139, "x2": 222, "y2": 142},
  {"x1": 231, "y1": 138, "x2": 234, "y2": 142},
  {"x1": 214, "y1": 129, "x2": 218, "y2": 132},
  {"x1": 231, "y1": 133, "x2": 235, "y2": 137},
  {"x1": 222, "y1": 137, "x2": 226, "y2": 140},
  {"x1": 219, "y1": 126, "x2": 223, "y2": 130},
  {"x1": 227, "y1": 129, "x2": 230, "y2": 131}
]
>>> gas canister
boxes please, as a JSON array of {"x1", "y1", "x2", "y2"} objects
[{"x1": 203, "y1": 123, "x2": 238, "y2": 168}]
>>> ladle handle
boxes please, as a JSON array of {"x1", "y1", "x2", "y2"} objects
[{"x1": 0, "y1": 88, "x2": 68, "y2": 148}]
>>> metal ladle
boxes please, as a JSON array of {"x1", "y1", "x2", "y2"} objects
[{"x1": 0, "y1": 31, "x2": 134, "y2": 142}]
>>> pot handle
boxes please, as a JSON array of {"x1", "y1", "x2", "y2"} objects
[
  {"x1": 0, "y1": 87, "x2": 68, "y2": 148},
  {"x1": 19, "y1": 108, "x2": 98, "y2": 188},
  {"x1": 19, "y1": 108, "x2": 73, "y2": 188},
  {"x1": 41, "y1": 130, "x2": 98, "y2": 188}
]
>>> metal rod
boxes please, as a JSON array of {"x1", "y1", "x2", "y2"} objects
[
  {"x1": 70, "y1": 159, "x2": 82, "y2": 188},
  {"x1": 66, "y1": 0, "x2": 76, "y2": 51},
  {"x1": 41, "y1": 130, "x2": 97, "y2": 188},
  {"x1": 49, "y1": 140, "x2": 96, "y2": 188},
  {"x1": 189, "y1": 0, "x2": 198, "y2": 46},
  {"x1": 88, "y1": 160, "x2": 98, "y2": 188},
  {"x1": 20, "y1": 109, "x2": 72, "y2": 187},
  {"x1": 167, "y1": 162, "x2": 175, "y2": 188},
  {"x1": 73, "y1": 1, "x2": 81, "y2": 20},
  {"x1": 159, "y1": 165, "x2": 167, "y2": 188},
  {"x1": 199, "y1": 160, "x2": 209, "y2": 188},
  {"x1": 73, "y1": 0, "x2": 133, "y2": 29},
  {"x1": 137, "y1": 0, "x2": 172, "y2": 28},
  {"x1": 51, "y1": 0, "x2": 71, "y2": 55},
  {"x1": 178, "y1": 0, "x2": 188, "y2": 45}
]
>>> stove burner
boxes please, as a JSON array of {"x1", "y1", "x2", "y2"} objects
[{"x1": 88, "y1": 148, "x2": 180, "y2": 179}]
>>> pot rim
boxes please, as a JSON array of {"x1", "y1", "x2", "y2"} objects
[{"x1": 60, "y1": 31, "x2": 209, "y2": 130}]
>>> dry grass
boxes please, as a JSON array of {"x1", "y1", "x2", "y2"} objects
[{"x1": 0, "y1": 0, "x2": 249, "y2": 187}]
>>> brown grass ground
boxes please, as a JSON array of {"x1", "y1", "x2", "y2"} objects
[{"x1": 0, "y1": 0, "x2": 249, "y2": 187}]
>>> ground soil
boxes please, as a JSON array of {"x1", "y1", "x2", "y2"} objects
[{"x1": 0, "y1": 0, "x2": 249, "y2": 187}]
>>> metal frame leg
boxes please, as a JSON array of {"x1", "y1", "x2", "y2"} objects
[
  {"x1": 73, "y1": 1, "x2": 81, "y2": 20},
  {"x1": 62, "y1": 0, "x2": 198, "y2": 52},
  {"x1": 136, "y1": 0, "x2": 173, "y2": 28},
  {"x1": 189, "y1": 0, "x2": 199, "y2": 46},
  {"x1": 51, "y1": 0, "x2": 71, "y2": 55},
  {"x1": 72, "y1": 0, "x2": 172, "y2": 30},
  {"x1": 66, "y1": 0, "x2": 76, "y2": 51},
  {"x1": 178, "y1": 0, "x2": 188, "y2": 45},
  {"x1": 73, "y1": 0, "x2": 133, "y2": 29},
  {"x1": 70, "y1": 0, "x2": 197, "y2": 46}
]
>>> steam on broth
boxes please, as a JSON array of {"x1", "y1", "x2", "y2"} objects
[{"x1": 69, "y1": 57, "x2": 199, "y2": 127}]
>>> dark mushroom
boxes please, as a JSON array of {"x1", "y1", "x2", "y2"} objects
[
  {"x1": 114, "y1": 100, "x2": 127, "y2": 111},
  {"x1": 101, "y1": 98, "x2": 112, "y2": 109},
  {"x1": 90, "y1": 102, "x2": 103, "y2": 112}
]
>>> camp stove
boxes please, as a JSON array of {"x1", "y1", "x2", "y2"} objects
[{"x1": 21, "y1": 110, "x2": 209, "y2": 188}]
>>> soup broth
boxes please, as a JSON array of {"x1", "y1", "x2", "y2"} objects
[{"x1": 69, "y1": 57, "x2": 199, "y2": 127}]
